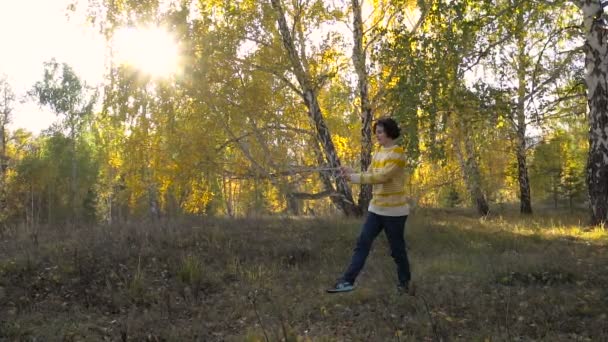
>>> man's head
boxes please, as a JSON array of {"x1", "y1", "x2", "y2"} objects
[{"x1": 373, "y1": 117, "x2": 401, "y2": 146}]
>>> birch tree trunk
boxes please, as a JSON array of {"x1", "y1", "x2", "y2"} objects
[
  {"x1": 0, "y1": 79, "x2": 12, "y2": 220},
  {"x1": 582, "y1": 1, "x2": 608, "y2": 225},
  {"x1": 270, "y1": 0, "x2": 359, "y2": 216},
  {"x1": 352, "y1": 0, "x2": 373, "y2": 213},
  {"x1": 515, "y1": 9, "x2": 533, "y2": 214}
]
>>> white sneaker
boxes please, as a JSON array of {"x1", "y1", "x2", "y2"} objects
[{"x1": 596, "y1": 17, "x2": 608, "y2": 30}]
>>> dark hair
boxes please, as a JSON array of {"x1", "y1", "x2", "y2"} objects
[{"x1": 373, "y1": 117, "x2": 401, "y2": 139}]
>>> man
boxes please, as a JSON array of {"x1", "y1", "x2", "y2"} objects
[{"x1": 327, "y1": 117, "x2": 413, "y2": 294}]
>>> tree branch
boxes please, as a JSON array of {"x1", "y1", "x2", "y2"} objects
[
  {"x1": 235, "y1": 58, "x2": 304, "y2": 97},
  {"x1": 291, "y1": 190, "x2": 332, "y2": 200}
]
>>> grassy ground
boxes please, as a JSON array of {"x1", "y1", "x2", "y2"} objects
[{"x1": 0, "y1": 208, "x2": 607, "y2": 341}]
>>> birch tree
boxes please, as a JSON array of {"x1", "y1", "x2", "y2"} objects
[
  {"x1": 579, "y1": 0, "x2": 608, "y2": 225},
  {"x1": 0, "y1": 76, "x2": 14, "y2": 220}
]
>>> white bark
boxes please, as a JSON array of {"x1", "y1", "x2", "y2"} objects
[{"x1": 582, "y1": 1, "x2": 608, "y2": 225}]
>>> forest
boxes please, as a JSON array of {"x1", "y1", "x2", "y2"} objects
[
  {"x1": 0, "y1": 0, "x2": 607, "y2": 340},
  {"x1": 0, "y1": 0, "x2": 603, "y2": 224}
]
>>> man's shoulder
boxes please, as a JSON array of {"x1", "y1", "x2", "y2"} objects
[
  {"x1": 384, "y1": 146, "x2": 405, "y2": 158},
  {"x1": 392, "y1": 146, "x2": 405, "y2": 154}
]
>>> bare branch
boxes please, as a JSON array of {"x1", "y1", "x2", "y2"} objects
[
  {"x1": 240, "y1": 34, "x2": 273, "y2": 48},
  {"x1": 235, "y1": 58, "x2": 304, "y2": 97},
  {"x1": 530, "y1": 25, "x2": 582, "y2": 93},
  {"x1": 265, "y1": 123, "x2": 314, "y2": 136},
  {"x1": 216, "y1": 132, "x2": 254, "y2": 152},
  {"x1": 291, "y1": 190, "x2": 332, "y2": 199}
]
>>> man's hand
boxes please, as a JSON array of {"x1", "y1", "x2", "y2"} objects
[{"x1": 339, "y1": 166, "x2": 354, "y2": 181}]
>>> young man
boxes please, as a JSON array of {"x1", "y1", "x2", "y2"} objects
[{"x1": 327, "y1": 117, "x2": 412, "y2": 294}]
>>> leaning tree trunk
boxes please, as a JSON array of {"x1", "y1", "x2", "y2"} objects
[
  {"x1": 270, "y1": 0, "x2": 360, "y2": 216},
  {"x1": 515, "y1": 9, "x2": 533, "y2": 214},
  {"x1": 454, "y1": 121, "x2": 489, "y2": 216},
  {"x1": 352, "y1": 0, "x2": 373, "y2": 213},
  {"x1": 583, "y1": 1, "x2": 608, "y2": 226}
]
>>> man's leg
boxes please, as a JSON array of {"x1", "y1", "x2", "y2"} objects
[
  {"x1": 383, "y1": 215, "x2": 411, "y2": 287},
  {"x1": 341, "y1": 212, "x2": 383, "y2": 284}
]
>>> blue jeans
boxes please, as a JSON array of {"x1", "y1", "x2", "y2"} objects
[{"x1": 342, "y1": 212, "x2": 410, "y2": 285}]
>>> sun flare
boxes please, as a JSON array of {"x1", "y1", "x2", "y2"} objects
[{"x1": 113, "y1": 26, "x2": 180, "y2": 78}]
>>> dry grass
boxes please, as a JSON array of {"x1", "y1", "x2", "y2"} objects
[{"x1": 0, "y1": 209, "x2": 607, "y2": 341}]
